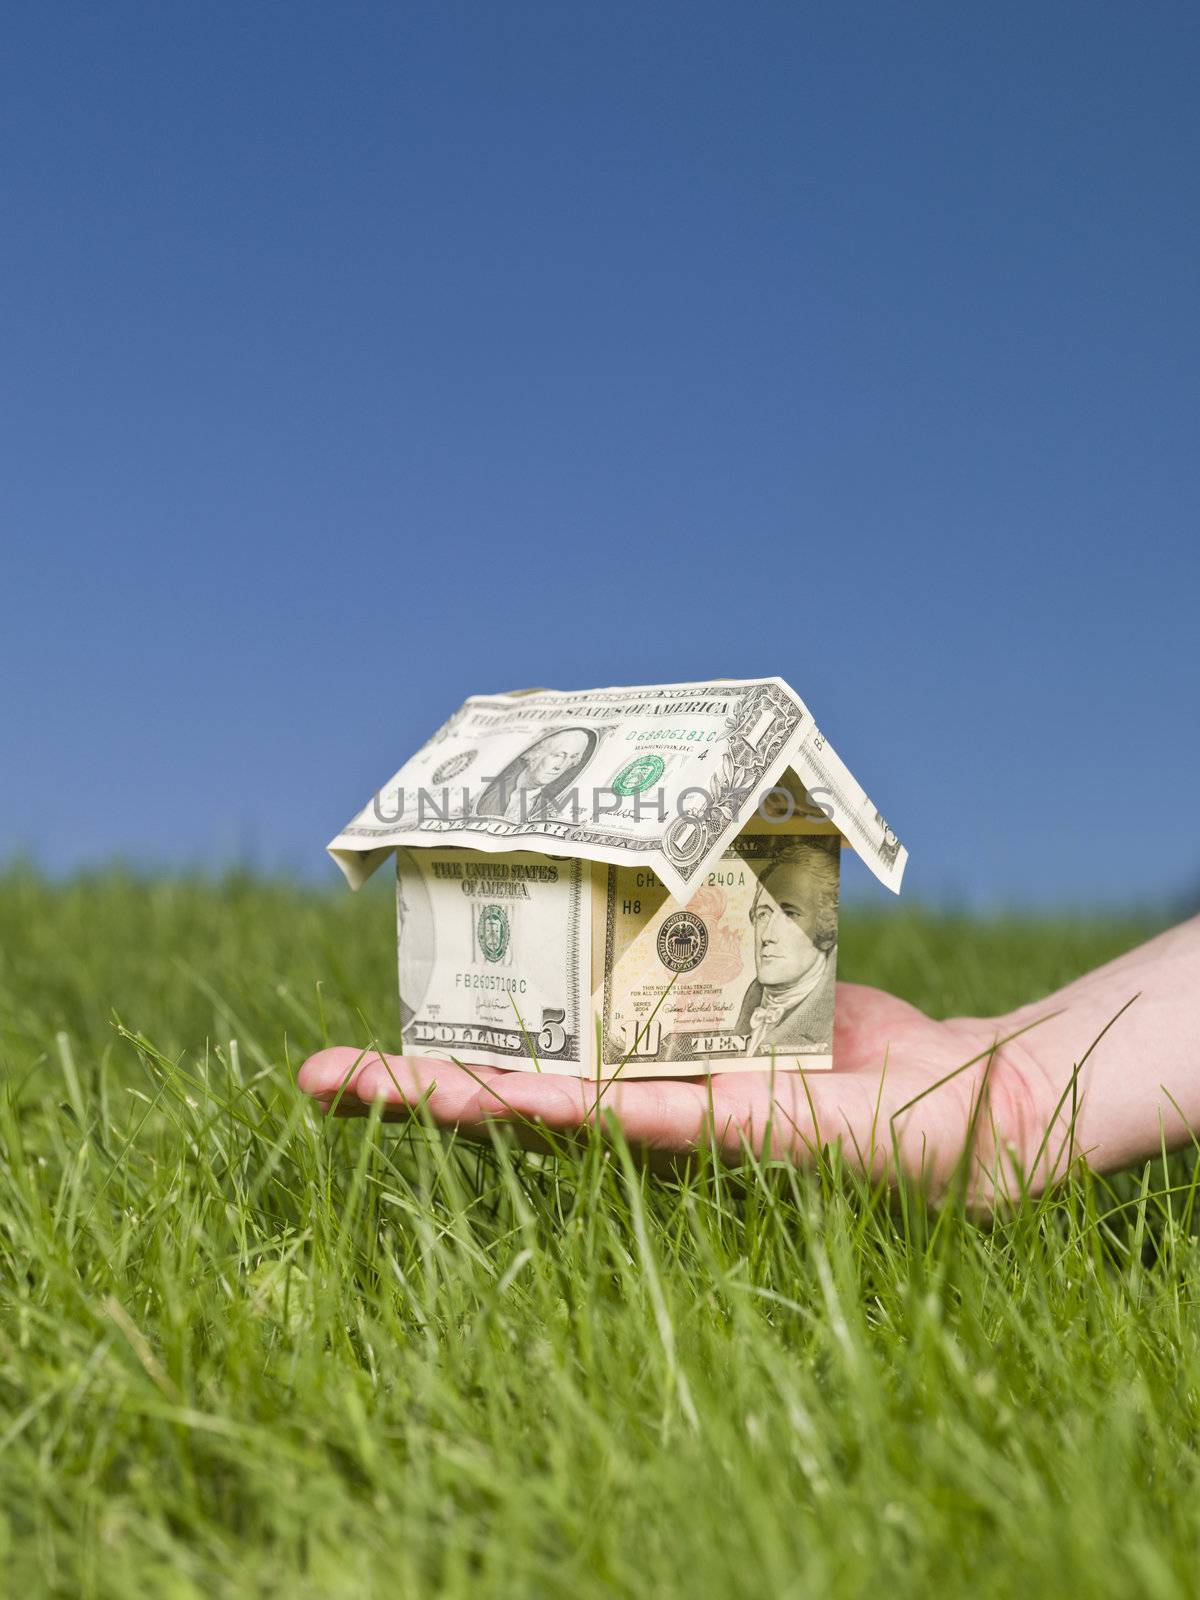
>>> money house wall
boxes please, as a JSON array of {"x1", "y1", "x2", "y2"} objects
[{"x1": 394, "y1": 825, "x2": 841, "y2": 1080}]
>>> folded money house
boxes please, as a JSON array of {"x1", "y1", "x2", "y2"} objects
[{"x1": 329, "y1": 678, "x2": 906, "y2": 1079}]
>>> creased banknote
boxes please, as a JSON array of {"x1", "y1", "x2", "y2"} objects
[
  {"x1": 593, "y1": 831, "x2": 840, "y2": 1075},
  {"x1": 329, "y1": 677, "x2": 905, "y2": 901},
  {"x1": 396, "y1": 847, "x2": 589, "y2": 1070},
  {"x1": 393, "y1": 829, "x2": 840, "y2": 1079}
]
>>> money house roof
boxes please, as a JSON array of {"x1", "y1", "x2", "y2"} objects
[{"x1": 327, "y1": 677, "x2": 907, "y2": 902}]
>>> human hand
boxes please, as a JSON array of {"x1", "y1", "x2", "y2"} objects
[{"x1": 298, "y1": 982, "x2": 1061, "y2": 1201}]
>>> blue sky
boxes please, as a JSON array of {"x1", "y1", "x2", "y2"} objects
[{"x1": 2, "y1": 2, "x2": 1197, "y2": 907}]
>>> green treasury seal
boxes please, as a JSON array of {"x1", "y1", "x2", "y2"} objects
[
  {"x1": 612, "y1": 753, "x2": 666, "y2": 796},
  {"x1": 477, "y1": 904, "x2": 510, "y2": 963}
]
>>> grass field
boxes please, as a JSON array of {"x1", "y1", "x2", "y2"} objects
[{"x1": 1, "y1": 869, "x2": 1195, "y2": 1598}]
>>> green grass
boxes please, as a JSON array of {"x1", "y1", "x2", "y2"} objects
[{"x1": 0, "y1": 868, "x2": 1193, "y2": 1598}]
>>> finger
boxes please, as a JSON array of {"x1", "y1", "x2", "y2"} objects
[
  {"x1": 298, "y1": 1047, "x2": 505, "y2": 1126},
  {"x1": 490, "y1": 1071, "x2": 856, "y2": 1167},
  {"x1": 475, "y1": 1073, "x2": 726, "y2": 1155},
  {"x1": 349, "y1": 1052, "x2": 517, "y2": 1122},
  {"x1": 353, "y1": 1054, "x2": 595, "y2": 1154},
  {"x1": 299, "y1": 1048, "x2": 579, "y2": 1147},
  {"x1": 309, "y1": 1094, "x2": 374, "y2": 1118},
  {"x1": 298, "y1": 1047, "x2": 379, "y2": 1100}
]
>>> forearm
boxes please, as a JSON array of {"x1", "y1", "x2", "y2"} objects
[{"x1": 997, "y1": 917, "x2": 1200, "y2": 1176}]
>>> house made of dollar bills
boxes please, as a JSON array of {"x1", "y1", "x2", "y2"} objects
[{"x1": 329, "y1": 678, "x2": 905, "y2": 1079}]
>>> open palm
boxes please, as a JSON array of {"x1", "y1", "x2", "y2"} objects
[{"x1": 299, "y1": 982, "x2": 1057, "y2": 1199}]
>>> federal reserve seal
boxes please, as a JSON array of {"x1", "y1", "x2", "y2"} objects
[
  {"x1": 656, "y1": 910, "x2": 708, "y2": 974},
  {"x1": 612, "y1": 753, "x2": 665, "y2": 796},
  {"x1": 477, "y1": 904, "x2": 510, "y2": 963},
  {"x1": 432, "y1": 749, "x2": 477, "y2": 784}
]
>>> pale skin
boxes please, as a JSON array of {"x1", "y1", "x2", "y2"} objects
[{"x1": 298, "y1": 916, "x2": 1200, "y2": 1205}]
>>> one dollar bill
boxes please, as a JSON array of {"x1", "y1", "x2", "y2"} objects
[{"x1": 330, "y1": 676, "x2": 905, "y2": 902}]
